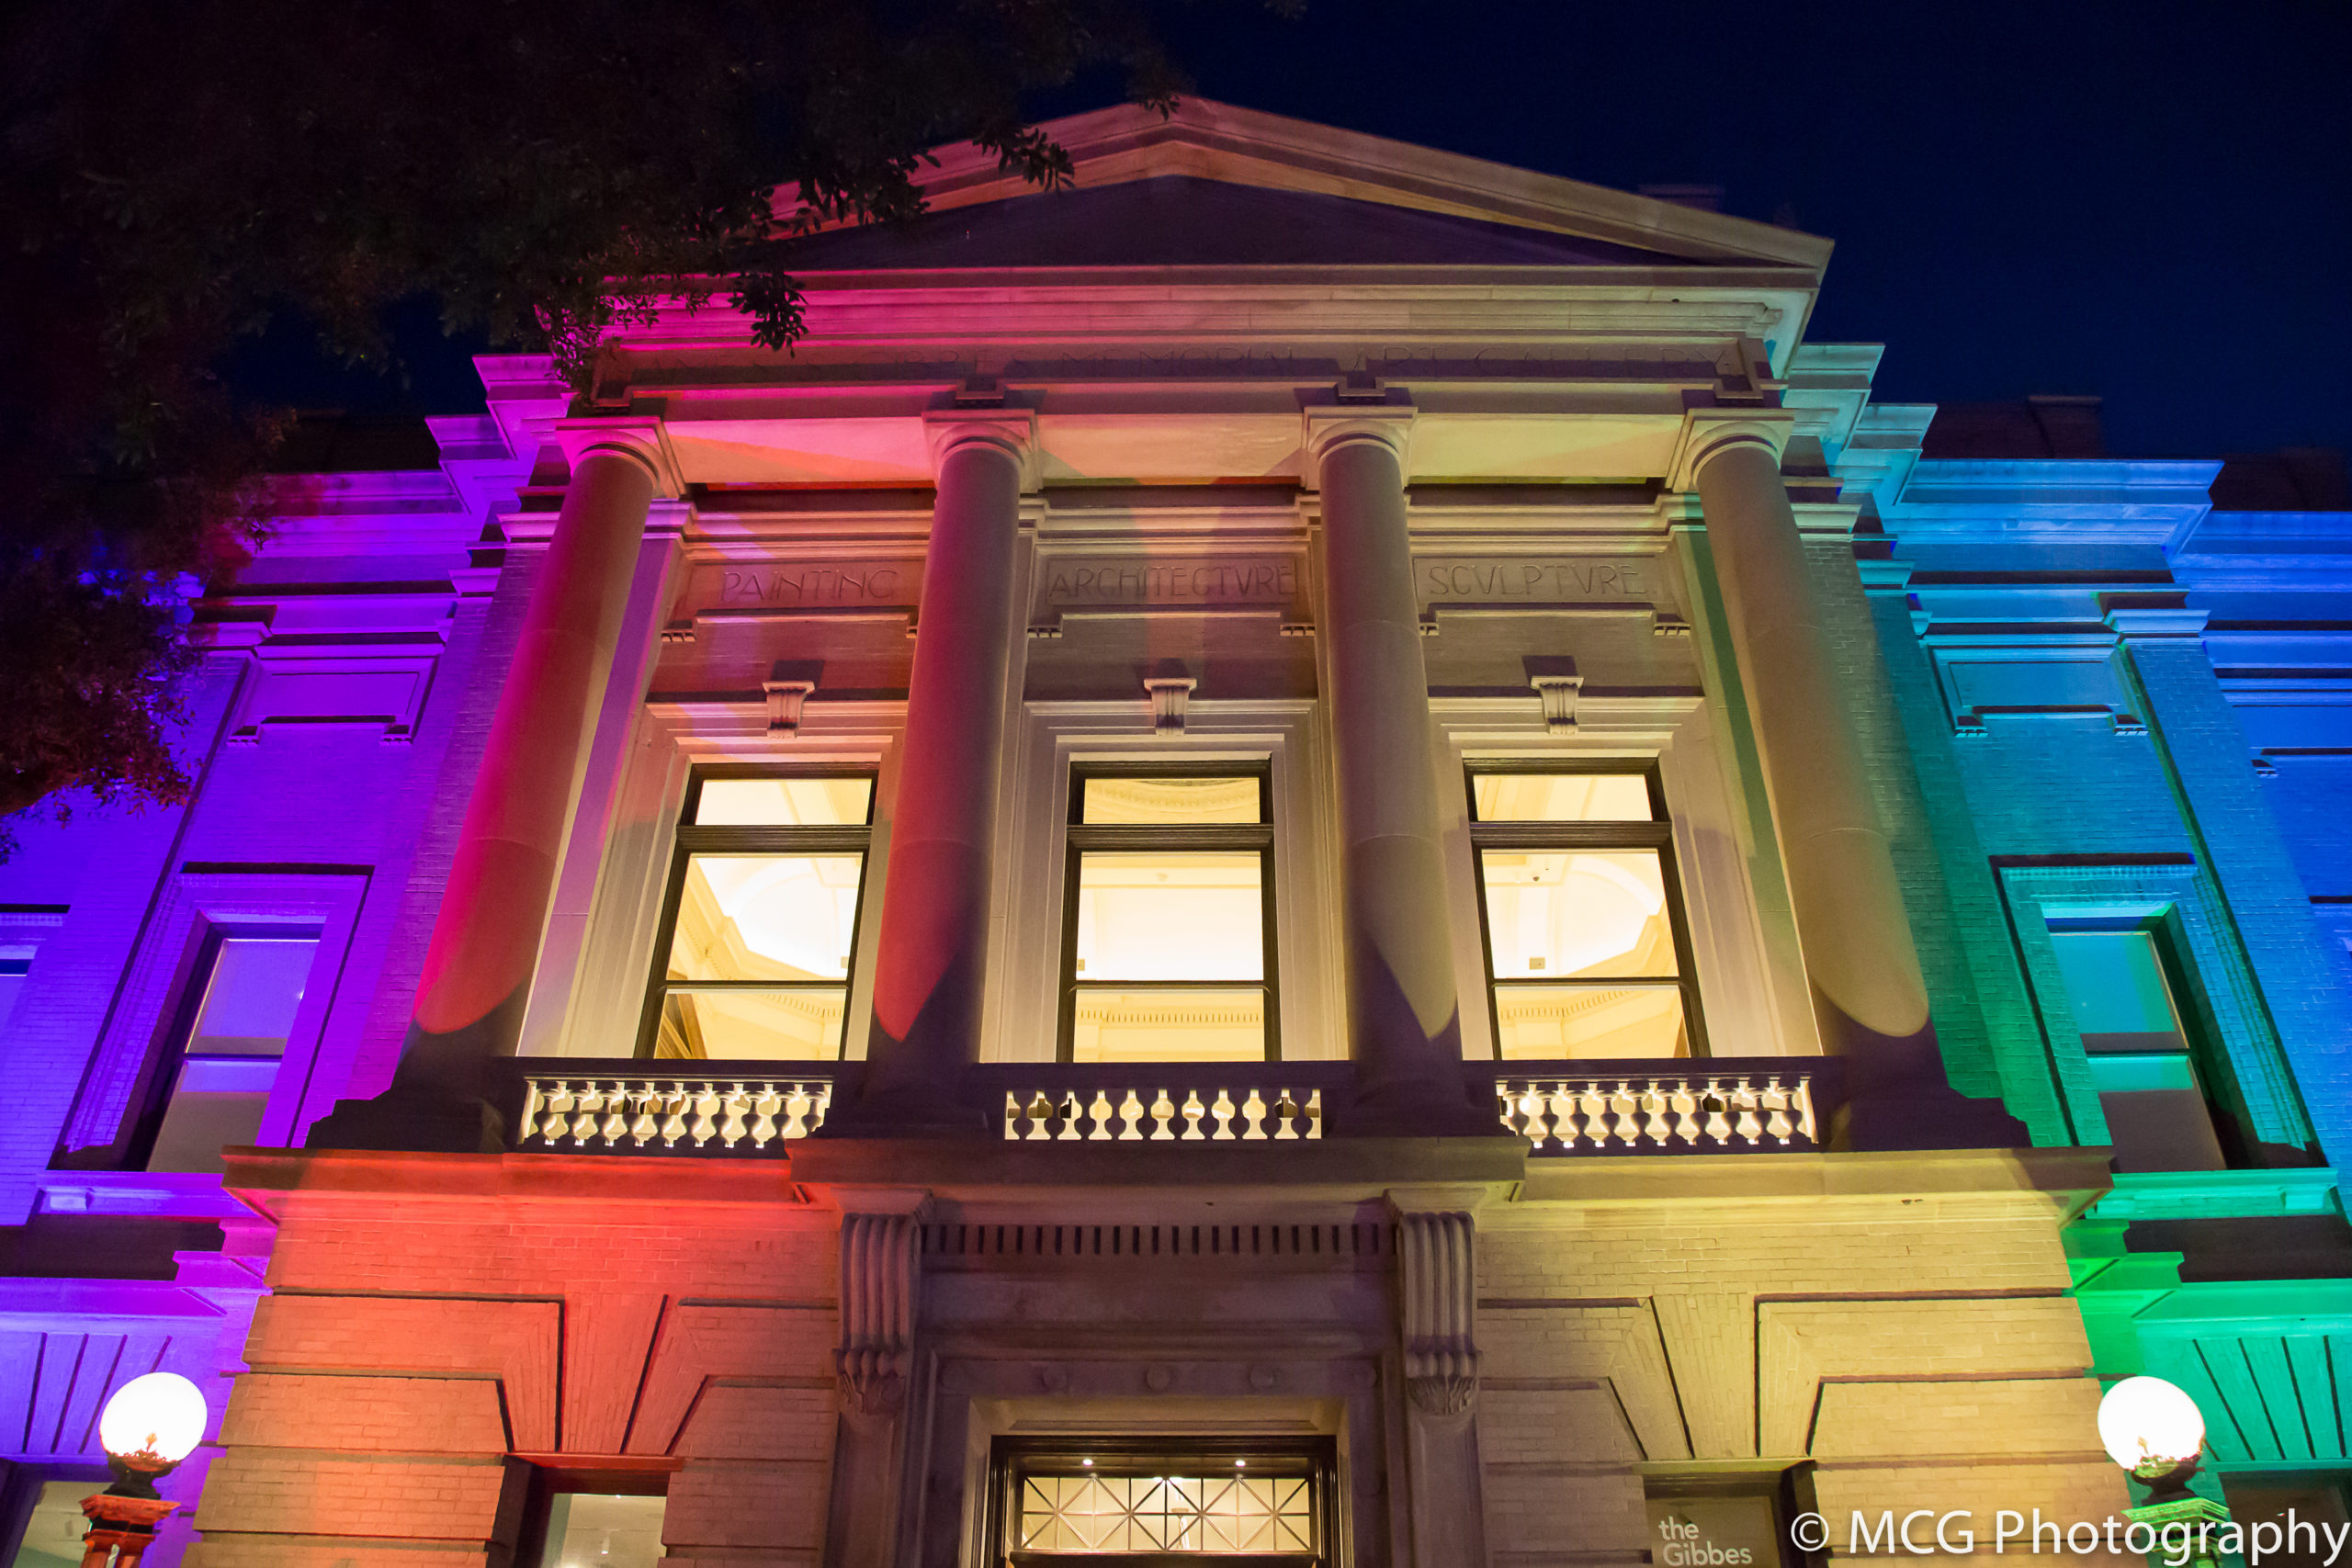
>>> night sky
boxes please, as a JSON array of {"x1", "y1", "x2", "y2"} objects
[{"x1": 248, "y1": 0, "x2": 2352, "y2": 459}]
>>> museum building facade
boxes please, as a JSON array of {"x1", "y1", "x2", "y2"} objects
[{"x1": 1, "y1": 101, "x2": 2348, "y2": 1567}]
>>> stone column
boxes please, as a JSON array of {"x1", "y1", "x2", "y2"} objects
[
  {"x1": 850, "y1": 415, "x2": 1033, "y2": 1129},
  {"x1": 1682, "y1": 416, "x2": 2020, "y2": 1148},
  {"x1": 311, "y1": 425, "x2": 667, "y2": 1151},
  {"x1": 1309, "y1": 412, "x2": 1493, "y2": 1134}
]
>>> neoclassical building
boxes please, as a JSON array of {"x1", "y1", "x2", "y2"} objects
[{"x1": 2, "y1": 101, "x2": 2347, "y2": 1568}]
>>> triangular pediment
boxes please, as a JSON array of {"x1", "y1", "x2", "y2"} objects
[
  {"x1": 778, "y1": 98, "x2": 1829, "y2": 275},
  {"x1": 772, "y1": 175, "x2": 1722, "y2": 270}
]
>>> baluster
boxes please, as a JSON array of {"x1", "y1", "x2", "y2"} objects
[
  {"x1": 1731, "y1": 1079, "x2": 1765, "y2": 1144},
  {"x1": 1547, "y1": 1083, "x2": 1581, "y2": 1150},
  {"x1": 686, "y1": 1086, "x2": 722, "y2": 1146},
  {"x1": 1701, "y1": 1079, "x2": 1734, "y2": 1146},
  {"x1": 1790, "y1": 1076, "x2": 1817, "y2": 1144},
  {"x1": 781, "y1": 1086, "x2": 812, "y2": 1141},
  {"x1": 1155, "y1": 1089, "x2": 1182, "y2": 1141},
  {"x1": 1503, "y1": 1083, "x2": 1536, "y2": 1146},
  {"x1": 1209, "y1": 1089, "x2": 1236, "y2": 1140},
  {"x1": 718, "y1": 1085, "x2": 752, "y2": 1147},
  {"x1": 521, "y1": 1079, "x2": 548, "y2": 1145},
  {"x1": 749, "y1": 1084, "x2": 783, "y2": 1148},
  {"x1": 1272, "y1": 1089, "x2": 1301, "y2": 1140},
  {"x1": 1609, "y1": 1083, "x2": 1641, "y2": 1145},
  {"x1": 538, "y1": 1081, "x2": 574, "y2": 1144},
  {"x1": 569, "y1": 1083, "x2": 603, "y2": 1146},
  {"x1": 1025, "y1": 1091, "x2": 1056, "y2": 1142},
  {"x1": 1668, "y1": 1082, "x2": 1702, "y2": 1145},
  {"x1": 597, "y1": 1084, "x2": 630, "y2": 1148},
  {"x1": 628, "y1": 1087, "x2": 661, "y2": 1147},
  {"x1": 1641, "y1": 1082, "x2": 1673, "y2": 1145},
  {"x1": 1305, "y1": 1089, "x2": 1324, "y2": 1140},
  {"x1": 661, "y1": 1084, "x2": 692, "y2": 1147},
  {"x1": 1055, "y1": 1091, "x2": 1082, "y2": 1141},
  {"x1": 1240, "y1": 1088, "x2": 1269, "y2": 1140},
  {"x1": 808, "y1": 1082, "x2": 832, "y2": 1134},
  {"x1": 1577, "y1": 1086, "x2": 1610, "y2": 1146},
  {"x1": 1086, "y1": 1089, "x2": 1116, "y2": 1141},
  {"x1": 1117, "y1": 1089, "x2": 1148, "y2": 1141},
  {"x1": 1002, "y1": 1090, "x2": 1023, "y2": 1140},
  {"x1": 1761, "y1": 1078, "x2": 1794, "y2": 1143}
]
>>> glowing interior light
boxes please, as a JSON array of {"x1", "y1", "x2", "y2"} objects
[
  {"x1": 1081, "y1": 1458, "x2": 1092, "y2": 1467},
  {"x1": 2098, "y1": 1376, "x2": 2207, "y2": 1470},
  {"x1": 98, "y1": 1372, "x2": 208, "y2": 1463}
]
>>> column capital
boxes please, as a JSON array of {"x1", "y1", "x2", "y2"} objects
[
  {"x1": 554, "y1": 417, "x2": 685, "y2": 499},
  {"x1": 1667, "y1": 408, "x2": 1798, "y2": 493},
  {"x1": 922, "y1": 408, "x2": 1040, "y2": 489},
  {"x1": 1303, "y1": 405, "x2": 1416, "y2": 488}
]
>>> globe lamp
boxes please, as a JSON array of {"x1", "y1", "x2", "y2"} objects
[
  {"x1": 96, "y1": 1373, "x2": 208, "y2": 1498},
  {"x1": 2098, "y1": 1376, "x2": 2208, "y2": 1503}
]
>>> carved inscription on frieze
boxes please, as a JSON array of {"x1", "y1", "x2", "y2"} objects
[
  {"x1": 1043, "y1": 559, "x2": 1300, "y2": 606},
  {"x1": 1418, "y1": 557, "x2": 1657, "y2": 604},
  {"x1": 681, "y1": 559, "x2": 923, "y2": 621},
  {"x1": 1029, "y1": 554, "x2": 1309, "y2": 634}
]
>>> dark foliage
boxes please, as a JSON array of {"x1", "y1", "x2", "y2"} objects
[{"x1": 0, "y1": 0, "x2": 1263, "y2": 852}]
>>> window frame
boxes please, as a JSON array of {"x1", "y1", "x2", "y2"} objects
[
  {"x1": 633, "y1": 764, "x2": 878, "y2": 1062},
  {"x1": 1057, "y1": 761, "x2": 1281, "y2": 1065},
  {"x1": 983, "y1": 1433, "x2": 1338, "y2": 1566},
  {"x1": 128, "y1": 921, "x2": 326, "y2": 1172},
  {"x1": 512, "y1": 1464, "x2": 673, "y2": 1568},
  {"x1": 1463, "y1": 760, "x2": 1709, "y2": 1060},
  {"x1": 2043, "y1": 909, "x2": 2238, "y2": 1170}
]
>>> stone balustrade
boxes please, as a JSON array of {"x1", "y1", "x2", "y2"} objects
[
  {"x1": 978, "y1": 1067, "x2": 1340, "y2": 1143},
  {"x1": 516, "y1": 1070, "x2": 834, "y2": 1152},
  {"x1": 1490, "y1": 1066, "x2": 1820, "y2": 1154},
  {"x1": 503, "y1": 1058, "x2": 1832, "y2": 1155}
]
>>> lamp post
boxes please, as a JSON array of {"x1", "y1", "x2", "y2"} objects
[
  {"x1": 2098, "y1": 1375, "x2": 2232, "y2": 1568},
  {"x1": 80, "y1": 1372, "x2": 207, "y2": 1567}
]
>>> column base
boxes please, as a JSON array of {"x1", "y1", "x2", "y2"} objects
[
  {"x1": 1831, "y1": 1080, "x2": 2030, "y2": 1153},
  {"x1": 304, "y1": 1083, "x2": 507, "y2": 1154},
  {"x1": 1344, "y1": 1077, "x2": 1511, "y2": 1140},
  {"x1": 818, "y1": 1079, "x2": 996, "y2": 1140}
]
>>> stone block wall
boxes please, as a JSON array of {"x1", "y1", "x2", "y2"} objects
[
  {"x1": 194, "y1": 1156, "x2": 839, "y2": 1568},
  {"x1": 198, "y1": 1148, "x2": 2127, "y2": 1568}
]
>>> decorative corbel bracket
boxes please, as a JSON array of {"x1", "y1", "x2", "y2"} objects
[
  {"x1": 1144, "y1": 675, "x2": 1198, "y2": 736},
  {"x1": 1526, "y1": 659, "x2": 1583, "y2": 736},
  {"x1": 833, "y1": 1192, "x2": 930, "y2": 1420},
  {"x1": 1389, "y1": 1192, "x2": 1481, "y2": 1420}
]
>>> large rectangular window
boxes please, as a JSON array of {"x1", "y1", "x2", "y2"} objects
[
  {"x1": 989, "y1": 1438, "x2": 1334, "y2": 1563},
  {"x1": 145, "y1": 931, "x2": 320, "y2": 1172},
  {"x1": 1468, "y1": 766, "x2": 1702, "y2": 1059},
  {"x1": 1061, "y1": 770, "x2": 1277, "y2": 1063},
  {"x1": 640, "y1": 773, "x2": 874, "y2": 1060},
  {"x1": 2048, "y1": 922, "x2": 2228, "y2": 1171}
]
